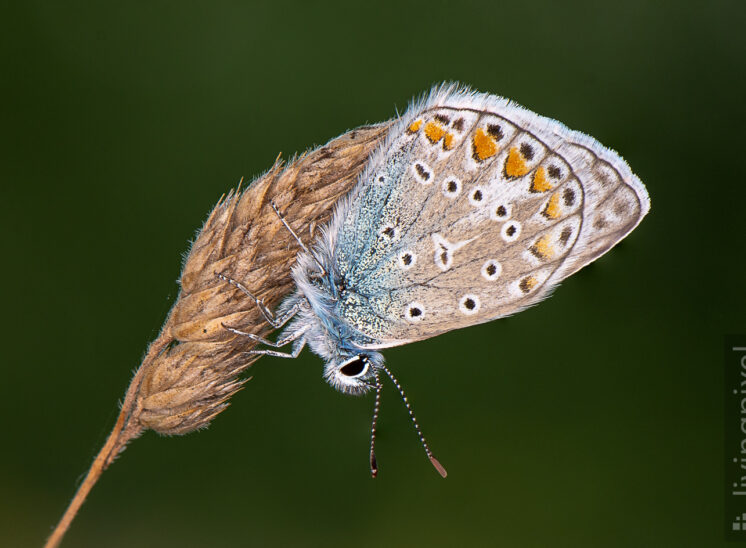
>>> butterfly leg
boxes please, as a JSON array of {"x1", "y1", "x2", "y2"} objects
[
  {"x1": 244, "y1": 336, "x2": 307, "y2": 359},
  {"x1": 215, "y1": 272, "x2": 299, "y2": 328},
  {"x1": 223, "y1": 323, "x2": 309, "y2": 348}
]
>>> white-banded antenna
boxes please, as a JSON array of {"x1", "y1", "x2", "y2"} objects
[{"x1": 380, "y1": 365, "x2": 447, "y2": 478}]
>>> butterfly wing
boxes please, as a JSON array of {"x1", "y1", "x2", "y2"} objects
[{"x1": 332, "y1": 84, "x2": 649, "y2": 348}]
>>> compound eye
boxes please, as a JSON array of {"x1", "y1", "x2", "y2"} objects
[{"x1": 339, "y1": 356, "x2": 368, "y2": 377}]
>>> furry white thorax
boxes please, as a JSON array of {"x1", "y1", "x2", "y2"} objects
[{"x1": 278, "y1": 237, "x2": 384, "y2": 396}]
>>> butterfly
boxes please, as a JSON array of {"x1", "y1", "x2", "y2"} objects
[{"x1": 220, "y1": 83, "x2": 650, "y2": 477}]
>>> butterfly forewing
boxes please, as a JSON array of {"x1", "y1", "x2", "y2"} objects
[{"x1": 333, "y1": 86, "x2": 649, "y2": 347}]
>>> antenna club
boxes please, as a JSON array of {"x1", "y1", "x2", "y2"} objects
[{"x1": 429, "y1": 456, "x2": 448, "y2": 478}]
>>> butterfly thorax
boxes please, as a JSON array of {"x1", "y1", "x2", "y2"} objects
[{"x1": 281, "y1": 247, "x2": 383, "y2": 394}]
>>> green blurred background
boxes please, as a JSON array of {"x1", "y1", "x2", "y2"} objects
[{"x1": 2, "y1": 1, "x2": 744, "y2": 546}]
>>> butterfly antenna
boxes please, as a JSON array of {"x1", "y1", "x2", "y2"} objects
[
  {"x1": 381, "y1": 365, "x2": 447, "y2": 478},
  {"x1": 269, "y1": 201, "x2": 327, "y2": 276},
  {"x1": 369, "y1": 372, "x2": 382, "y2": 478}
]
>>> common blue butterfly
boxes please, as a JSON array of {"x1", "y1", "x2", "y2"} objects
[{"x1": 221, "y1": 83, "x2": 650, "y2": 477}]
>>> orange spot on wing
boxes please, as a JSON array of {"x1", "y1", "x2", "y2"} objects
[
  {"x1": 443, "y1": 132, "x2": 454, "y2": 150},
  {"x1": 472, "y1": 128, "x2": 498, "y2": 161},
  {"x1": 542, "y1": 193, "x2": 561, "y2": 219},
  {"x1": 530, "y1": 234, "x2": 554, "y2": 260},
  {"x1": 408, "y1": 119, "x2": 423, "y2": 133},
  {"x1": 424, "y1": 121, "x2": 446, "y2": 143},
  {"x1": 505, "y1": 147, "x2": 529, "y2": 177},
  {"x1": 519, "y1": 275, "x2": 538, "y2": 293},
  {"x1": 531, "y1": 166, "x2": 552, "y2": 192}
]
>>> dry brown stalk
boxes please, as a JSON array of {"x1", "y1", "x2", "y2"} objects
[{"x1": 45, "y1": 122, "x2": 391, "y2": 548}]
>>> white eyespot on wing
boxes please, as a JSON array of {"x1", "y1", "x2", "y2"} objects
[
  {"x1": 412, "y1": 161, "x2": 433, "y2": 184},
  {"x1": 441, "y1": 176, "x2": 462, "y2": 198},
  {"x1": 405, "y1": 302, "x2": 426, "y2": 322},
  {"x1": 398, "y1": 250, "x2": 416, "y2": 270},
  {"x1": 481, "y1": 260, "x2": 502, "y2": 281},
  {"x1": 501, "y1": 220, "x2": 522, "y2": 242},
  {"x1": 458, "y1": 294, "x2": 481, "y2": 315},
  {"x1": 468, "y1": 186, "x2": 487, "y2": 207},
  {"x1": 379, "y1": 223, "x2": 399, "y2": 241},
  {"x1": 490, "y1": 202, "x2": 511, "y2": 221}
]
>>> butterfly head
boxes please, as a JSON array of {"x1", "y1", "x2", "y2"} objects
[{"x1": 324, "y1": 352, "x2": 381, "y2": 395}]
